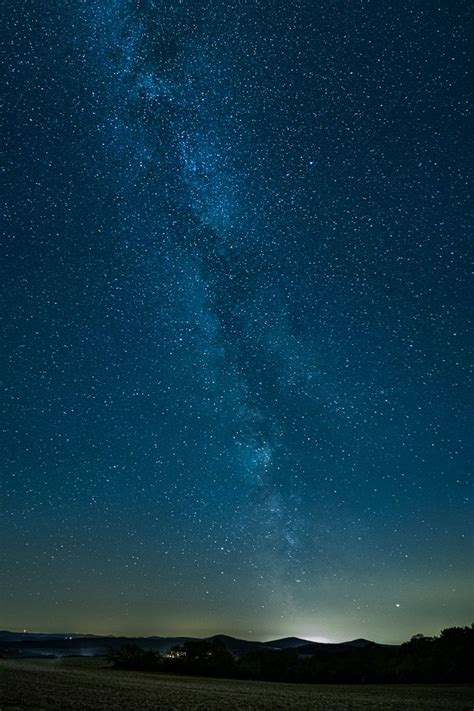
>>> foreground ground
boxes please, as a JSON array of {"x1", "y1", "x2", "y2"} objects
[{"x1": 1, "y1": 657, "x2": 473, "y2": 710}]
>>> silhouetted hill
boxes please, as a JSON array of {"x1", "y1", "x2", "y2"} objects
[
  {"x1": 0, "y1": 631, "x2": 98, "y2": 642},
  {"x1": 263, "y1": 637, "x2": 313, "y2": 649},
  {"x1": 205, "y1": 635, "x2": 267, "y2": 655},
  {"x1": 0, "y1": 630, "x2": 395, "y2": 659}
]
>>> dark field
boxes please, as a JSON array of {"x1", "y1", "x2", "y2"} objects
[{"x1": 1, "y1": 658, "x2": 473, "y2": 710}]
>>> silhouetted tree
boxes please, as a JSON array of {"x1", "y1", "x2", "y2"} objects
[
  {"x1": 182, "y1": 638, "x2": 236, "y2": 676},
  {"x1": 108, "y1": 644, "x2": 162, "y2": 671},
  {"x1": 108, "y1": 625, "x2": 474, "y2": 683}
]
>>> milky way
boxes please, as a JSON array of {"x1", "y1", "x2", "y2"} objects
[{"x1": 1, "y1": 1, "x2": 472, "y2": 642}]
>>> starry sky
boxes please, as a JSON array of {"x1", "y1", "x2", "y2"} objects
[{"x1": 1, "y1": 1, "x2": 472, "y2": 645}]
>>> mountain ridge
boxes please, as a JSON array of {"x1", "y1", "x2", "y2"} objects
[{"x1": 0, "y1": 629, "x2": 398, "y2": 658}]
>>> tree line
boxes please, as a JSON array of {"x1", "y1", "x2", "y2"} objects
[{"x1": 108, "y1": 624, "x2": 474, "y2": 683}]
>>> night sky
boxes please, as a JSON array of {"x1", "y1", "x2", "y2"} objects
[{"x1": 1, "y1": 1, "x2": 472, "y2": 645}]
